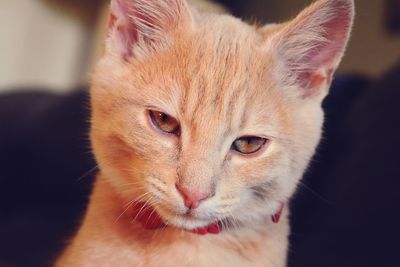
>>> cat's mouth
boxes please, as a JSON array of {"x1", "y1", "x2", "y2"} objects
[{"x1": 131, "y1": 202, "x2": 222, "y2": 235}]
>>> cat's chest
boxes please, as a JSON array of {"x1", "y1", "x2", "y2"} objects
[
  {"x1": 139, "y1": 239, "x2": 254, "y2": 267},
  {"x1": 118, "y1": 231, "x2": 286, "y2": 267}
]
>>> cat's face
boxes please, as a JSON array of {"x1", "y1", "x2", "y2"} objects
[{"x1": 90, "y1": 0, "x2": 353, "y2": 230}]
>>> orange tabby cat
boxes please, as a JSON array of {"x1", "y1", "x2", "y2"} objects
[{"x1": 56, "y1": 0, "x2": 354, "y2": 266}]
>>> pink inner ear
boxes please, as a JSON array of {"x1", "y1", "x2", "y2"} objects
[
  {"x1": 307, "y1": 9, "x2": 352, "y2": 72},
  {"x1": 108, "y1": 0, "x2": 139, "y2": 60},
  {"x1": 282, "y1": 0, "x2": 354, "y2": 90}
]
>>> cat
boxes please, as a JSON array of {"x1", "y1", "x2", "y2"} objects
[{"x1": 56, "y1": 0, "x2": 354, "y2": 266}]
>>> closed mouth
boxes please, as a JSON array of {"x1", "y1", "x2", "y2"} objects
[{"x1": 131, "y1": 202, "x2": 222, "y2": 235}]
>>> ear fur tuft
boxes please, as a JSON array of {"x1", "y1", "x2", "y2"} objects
[{"x1": 107, "y1": 0, "x2": 192, "y2": 60}]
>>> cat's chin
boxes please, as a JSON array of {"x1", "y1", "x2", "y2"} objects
[
  {"x1": 132, "y1": 201, "x2": 220, "y2": 231},
  {"x1": 159, "y1": 209, "x2": 216, "y2": 231}
]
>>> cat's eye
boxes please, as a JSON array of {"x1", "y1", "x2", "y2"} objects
[
  {"x1": 232, "y1": 136, "x2": 267, "y2": 154},
  {"x1": 149, "y1": 110, "x2": 180, "y2": 135}
]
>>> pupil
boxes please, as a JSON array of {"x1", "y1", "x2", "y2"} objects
[{"x1": 160, "y1": 113, "x2": 169, "y2": 122}]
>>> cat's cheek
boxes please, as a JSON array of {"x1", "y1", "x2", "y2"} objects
[
  {"x1": 237, "y1": 189, "x2": 254, "y2": 208},
  {"x1": 92, "y1": 134, "x2": 151, "y2": 196}
]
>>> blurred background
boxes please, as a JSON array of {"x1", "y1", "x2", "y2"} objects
[
  {"x1": 1, "y1": 1, "x2": 400, "y2": 267},
  {"x1": 1, "y1": 0, "x2": 400, "y2": 93}
]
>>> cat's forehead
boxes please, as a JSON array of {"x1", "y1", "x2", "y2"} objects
[
  {"x1": 188, "y1": 16, "x2": 266, "y2": 66},
  {"x1": 134, "y1": 15, "x2": 276, "y2": 98},
  {"x1": 128, "y1": 16, "x2": 288, "y2": 137},
  {"x1": 174, "y1": 18, "x2": 283, "y2": 129}
]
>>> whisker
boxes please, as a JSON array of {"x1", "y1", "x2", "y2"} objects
[
  {"x1": 115, "y1": 192, "x2": 151, "y2": 224},
  {"x1": 124, "y1": 192, "x2": 150, "y2": 207},
  {"x1": 114, "y1": 200, "x2": 136, "y2": 224},
  {"x1": 76, "y1": 165, "x2": 99, "y2": 182},
  {"x1": 133, "y1": 198, "x2": 153, "y2": 222},
  {"x1": 221, "y1": 218, "x2": 229, "y2": 232},
  {"x1": 227, "y1": 210, "x2": 241, "y2": 231},
  {"x1": 120, "y1": 181, "x2": 145, "y2": 187},
  {"x1": 298, "y1": 181, "x2": 332, "y2": 205}
]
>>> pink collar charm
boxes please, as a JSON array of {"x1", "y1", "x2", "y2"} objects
[
  {"x1": 190, "y1": 222, "x2": 222, "y2": 235},
  {"x1": 271, "y1": 204, "x2": 285, "y2": 223}
]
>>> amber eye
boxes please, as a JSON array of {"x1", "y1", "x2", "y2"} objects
[
  {"x1": 149, "y1": 110, "x2": 180, "y2": 135},
  {"x1": 232, "y1": 136, "x2": 267, "y2": 154}
]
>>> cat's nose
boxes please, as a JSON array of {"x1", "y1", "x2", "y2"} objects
[{"x1": 175, "y1": 183, "x2": 211, "y2": 209}]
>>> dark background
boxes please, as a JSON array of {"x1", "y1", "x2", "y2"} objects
[{"x1": 1, "y1": 1, "x2": 400, "y2": 266}]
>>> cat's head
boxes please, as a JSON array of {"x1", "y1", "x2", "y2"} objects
[{"x1": 90, "y1": 0, "x2": 354, "y2": 230}]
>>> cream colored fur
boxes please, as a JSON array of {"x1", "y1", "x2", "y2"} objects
[{"x1": 56, "y1": 0, "x2": 354, "y2": 266}]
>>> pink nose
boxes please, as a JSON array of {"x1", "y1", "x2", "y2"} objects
[{"x1": 175, "y1": 183, "x2": 211, "y2": 209}]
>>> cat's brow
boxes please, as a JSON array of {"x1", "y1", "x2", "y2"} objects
[{"x1": 116, "y1": 97, "x2": 143, "y2": 109}]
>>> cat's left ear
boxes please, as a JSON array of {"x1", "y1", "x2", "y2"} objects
[
  {"x1": 107, "y1": 0, "x2": 192, "y2": 60},
  {"x1": 267, "y1": 0, "x2": 354, "y2": 97}
]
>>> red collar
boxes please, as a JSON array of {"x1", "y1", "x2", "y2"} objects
[{"x1": 132, "y1": 202, "x2": 284, "y2": 235}]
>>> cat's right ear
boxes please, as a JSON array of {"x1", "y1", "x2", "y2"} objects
[{"x1": 107, "y1": 0, "x2": 192, "y2": 60}]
